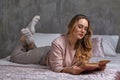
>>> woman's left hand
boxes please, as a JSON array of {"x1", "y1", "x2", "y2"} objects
[{"x1": 98, "y1": 63, "x2": 106, "y2": 71}]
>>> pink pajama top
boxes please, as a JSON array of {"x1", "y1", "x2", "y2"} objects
[{"x1": 47, "y1": 35, "x2": 77, "y2": 72}]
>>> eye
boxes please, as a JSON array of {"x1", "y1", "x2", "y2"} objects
[
  {"x1": 78, "y1": 24, "x2": 83, "y2": 28},
  {"x1": 84, "y1": 28, "x2": 88, "y2": 31}
]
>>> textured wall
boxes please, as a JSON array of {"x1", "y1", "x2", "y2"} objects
[{"x1": 0, "y1": 0, "x2": 120, "y2": 58}]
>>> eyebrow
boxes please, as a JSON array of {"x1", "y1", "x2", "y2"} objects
[{"x1": 78, "y1": 24, "x2": 88, "y2": 28}]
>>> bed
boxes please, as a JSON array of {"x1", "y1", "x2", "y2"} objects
[
  {"x1": 0, "y1": 33, "x2": 120, "y2": 80},
  {"x1": 0, "y1": 54, "x2": 120, "y2": 80}
]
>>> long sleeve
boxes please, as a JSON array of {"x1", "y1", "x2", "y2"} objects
[
  {"x1": 47, "y1": 35, "x2": 77, "y2": 72},
  {"x1": 48, "y1": 41, "x2": 64, "y2": 72}
]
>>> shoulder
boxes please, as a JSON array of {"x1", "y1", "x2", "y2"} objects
[{"x1": 52, "y1": 34, "x2": 67, "y2": 45}]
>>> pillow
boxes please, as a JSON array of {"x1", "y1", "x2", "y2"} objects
[
  {"x1": 33, "y1": 33, "x2": 61, "y2": 47},
  {"x1": 93, "y1": 35, "x2": 119, "y2": 56},
  {"x1": 92, "y1": 37, "x2": 105, "y2": 57},
  {"x1": 101, "y1": 35, "x2": 119, "y2": 56}
]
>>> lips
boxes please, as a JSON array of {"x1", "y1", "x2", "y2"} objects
[{"x1": 79, "y1": 34, "x2": 84, "y2": 37}]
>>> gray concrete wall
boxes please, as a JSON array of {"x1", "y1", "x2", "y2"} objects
[{"x1": 0, "y1": 0, "x2": 120, "y2": 58}]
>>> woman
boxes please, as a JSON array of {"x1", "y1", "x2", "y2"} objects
[
  {"x1": 47, "y1": 14, "x2": 106, "y2": 74},
  {"x1": 10, "y1": 14, "x2": 106, "y2": 75}
]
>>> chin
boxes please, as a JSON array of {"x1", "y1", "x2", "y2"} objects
[{"x1": 78, "y1": 36, "x2": 84, "y2": 39}]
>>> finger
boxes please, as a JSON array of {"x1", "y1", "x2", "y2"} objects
[
  {"x1": 99, "y1": 62, "x2": 107, "y2": 66},
  {"x1": 99, "y1": 65, "x2": 106, "y2": 70}
]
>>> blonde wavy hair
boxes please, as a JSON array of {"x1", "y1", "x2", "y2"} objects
[{"x1": 67, "y1": 14, "x2": 93, "y2": 64}]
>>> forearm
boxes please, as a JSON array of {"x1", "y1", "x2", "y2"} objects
[
  {"x1": 60, "y1": 67, "x2": 73, "y2": 74},
  {"x1": 61, "y1": 66, "x2": 84, "y2": 75}
]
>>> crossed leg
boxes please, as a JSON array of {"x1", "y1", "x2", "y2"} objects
[{"x1": 20, "y1": 15, "x2": 40, "y2": 50}]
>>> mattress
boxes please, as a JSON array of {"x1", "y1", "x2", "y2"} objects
[{"x1": 0, "y1": 55, "x2": 120, "y2": 80}]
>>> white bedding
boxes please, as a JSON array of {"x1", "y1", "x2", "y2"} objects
[
  {"x1": 0, "y1": 54, "x2": 120, "y2": 80},
  {"x1": 90, "y1": 54, "x2": 120, "y2": 70}
]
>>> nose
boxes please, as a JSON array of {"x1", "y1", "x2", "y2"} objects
[{"x1": 81, "y1": 28, "x2": 85, "y2": 33}]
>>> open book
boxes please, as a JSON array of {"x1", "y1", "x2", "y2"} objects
[{"x1": 81, "y1": 60, "x2": 110, "y2": 71}]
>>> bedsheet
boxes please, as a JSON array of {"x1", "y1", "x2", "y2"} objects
[
  {"x1": 0, "y1": 55, "x2": 120, "y2": 80},
  {"x1": 0, "y1": 65, "x2": 120, "y2": 80},
  {"x1": 90, "y1": 54, "x2": 120, "y2": 70}
]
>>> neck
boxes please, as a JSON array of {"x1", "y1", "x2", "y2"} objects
[{"x1": 68, "y1": 34, "x2": 77, "y2": 47}]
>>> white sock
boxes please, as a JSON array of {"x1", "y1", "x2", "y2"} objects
[
  {"x1": 21, "y1": 28, "x2": 34, "y2": 45},
  {"x1": 27, "y1": 15, "x2": 40, "y2": 34}
]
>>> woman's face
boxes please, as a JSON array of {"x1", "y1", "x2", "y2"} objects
[{"x1": 72, "y1": 19, "x2": 88, "y2": 40}]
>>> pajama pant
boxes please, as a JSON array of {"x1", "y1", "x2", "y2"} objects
[{"x1": 10, "y1": 40, "x2": 50, "y2": 65}]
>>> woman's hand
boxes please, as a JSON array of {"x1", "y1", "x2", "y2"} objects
[
  {"x1": 98, "y1": 63, "x2": 106, "y2": 71},
  {"x1": 97, "y1": 60, "x2": 110, "y2": 71}
]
